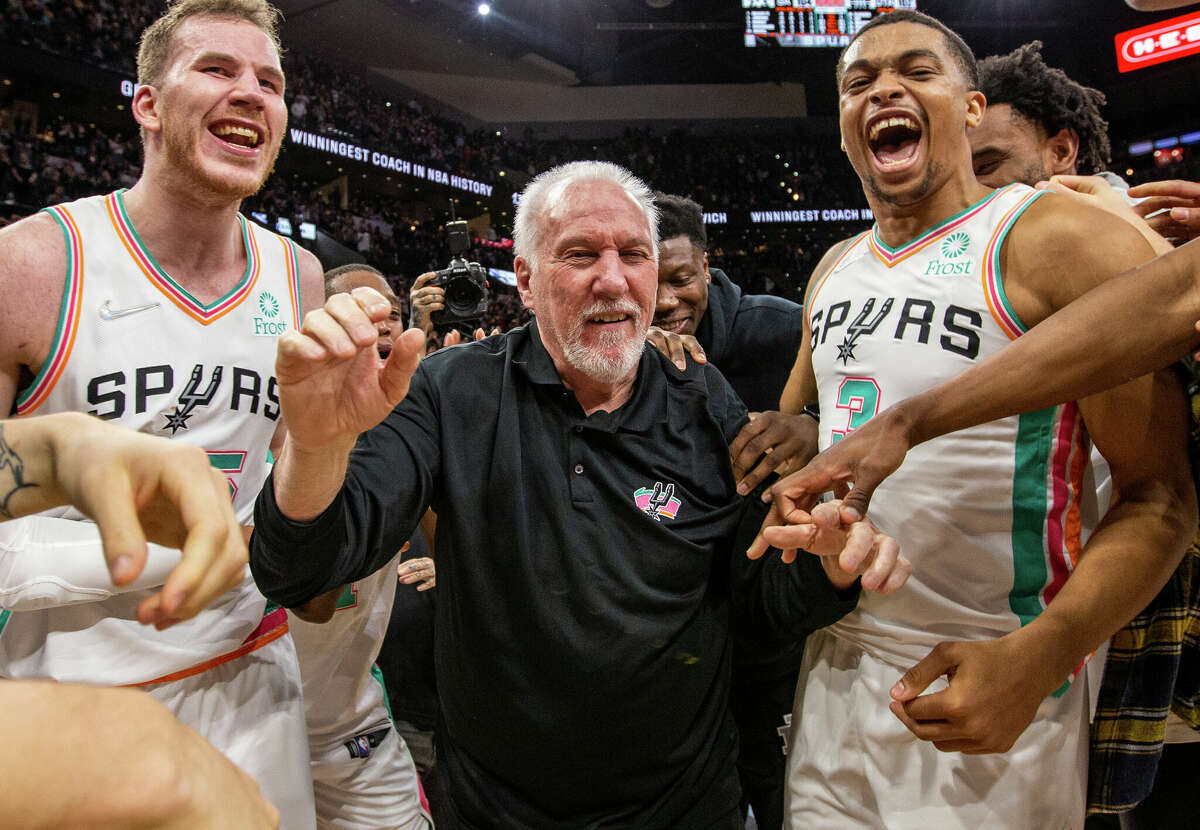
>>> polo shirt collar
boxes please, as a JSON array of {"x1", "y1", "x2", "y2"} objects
[{"x1": 513, "y1": 320, "x2": 668, "y2": 433}]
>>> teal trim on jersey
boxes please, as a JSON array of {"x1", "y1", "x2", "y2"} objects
[
  {"x1": 370, "y1": 663, "x2": 396, "y2": 723},
  {"x1": 1010, "y1": 407, "x2": 1055, "y2": 628},
  {"x1": 0, "y1": 609, "x2": 10, "y2": 639},
  {"x1": 987, "y1": 190, "x2": 1047, "y2": 335},
  {"x1": 286, "y1": 237, "x2": 303, "y2": 320},
  {"x1": 266, "y1": 448, "x2": 275, "y2": 465},
  {"x1": 114, "y1": 189, "x2": 254, "y2": 312},
  {"x1": 264, "y1": 601, "x2": 280, "y2": 615},
  {"x1": 869, "y1": 184, "x2": 1012, "y2": 255},
  {"x1": 17, "y1": 208, "x2": 76, "y2": 408}
]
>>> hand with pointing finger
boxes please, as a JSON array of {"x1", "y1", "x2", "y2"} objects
[
  {"x1": 747, "y1": 499, "x2": 910, "y2": 594},
  {"x1": 759, "y1": 404, "x2": 915, "y2": 529}
]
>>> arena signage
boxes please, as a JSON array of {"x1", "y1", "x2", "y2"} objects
[
  {"x1": 287, "y1": 129, "x2": 495, "y2": 198},
  {"x1": 1114, "y1": 9, "x2": 1200, "y2": 73},
  {"x1": 747, "y1": 207, "x2": 874, "y2": 224}
]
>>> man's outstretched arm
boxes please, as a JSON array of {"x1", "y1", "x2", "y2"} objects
[
  {"x1": 250, "y1": 287, "x2": 427, "y2": 607},
  {"x1": 0, "y1": 413, "x2": 247, "y2": 627},
  {"x1": 771, "y1": 236, "x2": 1200, "y2": 520}
]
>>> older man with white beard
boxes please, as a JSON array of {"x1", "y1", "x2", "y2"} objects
[{"x1": 250, "y1": 160, "x2": 907, "y2": 828}]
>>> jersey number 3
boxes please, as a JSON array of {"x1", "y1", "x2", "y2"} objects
[{"x1": 831, "y1": 377, "x2": 881, "y2": 443}]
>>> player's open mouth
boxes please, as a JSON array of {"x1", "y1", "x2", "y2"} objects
[
  {"x1": 866, "y1": 114, "x2": 922, "y2": 171},
  {"x1": 377, "y1": 342, "x2": 392, "y2": 359},
  {"x1": 209, "y1": 121, "x2": 264, "y2": 150}
]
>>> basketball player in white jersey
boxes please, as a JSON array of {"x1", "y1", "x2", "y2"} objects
[
  {"x1": 0, "y1": 2, "x2": 322, "y2": 826},
  {"x1": 288, "y1": 263, "x2": 432, "y2": 830},
  {"x1": 0, "y1": 413, "x2": 279, "y2": 828},
  {"x1": 754, "y1": 11, "x2": 1195, "y2": 828}
]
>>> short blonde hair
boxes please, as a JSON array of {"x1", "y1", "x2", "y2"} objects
[{"x1": 137, "y1": 0, "x2": 283, "y2": 86}]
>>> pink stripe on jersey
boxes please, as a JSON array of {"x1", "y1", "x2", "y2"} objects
[
  {"x1": 17, "y1": 205, "x2": 84, "y2": 414},
  {"x1": 981, "y1": 190, "x2": 1043, "y2": 340},
  {"x1": 1040, "y1": 404, "x2": 1083, "y2": 609},
  {"x1": 867, "y1": 186, "x2": 1009, "y2": 267},
  {"x1": 105, "y1": 191, "x2": 261, "y2": 325}
]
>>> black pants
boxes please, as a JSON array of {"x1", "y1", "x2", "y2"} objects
[{"x1": 730, "y1": 668, "x2": 799, "y2": 830}]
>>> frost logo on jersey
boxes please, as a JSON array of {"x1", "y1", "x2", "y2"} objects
[
  {"x1": 835, "y1": 297, "x2": 894, "y2": 365},
  {"x1": 252, "y1": 290, "x2": 288, "y2": 337},
  {"x1": 258, "y1": 291, "x2": 279, "y2": 318},
  {"x1": 925, "y1": 231, "x2": 975, "y2": 276},
  {"x1": 162, "y1": 364, "x2": 223, "y2": 434},
  {"x1": 941, "y1": 232, "x2": 970, "y2": 258},
  {"x1": 635, "y1": 481, "x2": 681, "y2": 521}
]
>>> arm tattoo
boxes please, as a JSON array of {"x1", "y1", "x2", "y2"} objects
[{"x1": 0, "y1": 423, "x2": 38, "y2": 519}]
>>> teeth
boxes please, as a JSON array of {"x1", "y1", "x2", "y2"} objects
[
  {"x1": 592, "y1": 314, "x2": 627, "y2": 323},
  {"x1": 869, "y1": 116, "x2": 919, "y2": 142},
  {"x1": 212, "y1": 124, "x2": 260, "y2": 145}
]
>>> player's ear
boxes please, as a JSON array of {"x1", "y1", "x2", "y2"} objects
[
  {"x1": 131, "y1": 84, "x2": 162, "y2": 134},
  {"x1": 965, "y1": 91, "x2": 986, "y2": 129},
  {"x1": 1046, "y1": 127, "x2": 1080, "y2": 176}
]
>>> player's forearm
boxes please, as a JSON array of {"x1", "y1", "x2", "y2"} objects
[
  {"x1": 0, "y1": 683, "x2": 202, "y2": 827},
  {"x1": 1013, "y1": 478, "x2": 1196, "y2": 693},
  {"x1": 271, "y1": 436, "x2": 355, "y2": 522},
  {"x1": 0, "y1": 517, "x2": 183, "y2": 608},
  {"x1": 893, "y1": 238, "x2": 1200, "y2": 447},
  {"x1": 0, "y1": 413, "x2": 90, "y2": 519}
]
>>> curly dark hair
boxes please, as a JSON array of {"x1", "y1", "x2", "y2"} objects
[
  {"x1": 654, "y1": 192, "x2": 706, "y2": 251},
  {"x1": 978, "y1": 41, "x2": 1110, "y2": 175}
]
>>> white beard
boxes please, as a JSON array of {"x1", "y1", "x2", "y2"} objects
[{"x1": 554, "y1": 300, "x2": 645, "y2": 385}]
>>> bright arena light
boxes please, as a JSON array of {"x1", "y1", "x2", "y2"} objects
[{"x1": 477, "y1": 3, "x2": 491, "y2": 15}]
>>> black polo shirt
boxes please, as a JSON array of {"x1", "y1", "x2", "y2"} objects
[{"x1": 252, "y1": 321, "x2": 856, "y2": 828}]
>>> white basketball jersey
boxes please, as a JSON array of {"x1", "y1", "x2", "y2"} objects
[
  {"x1": 809, "y1": 184, "x2": 1097, "y2": 671},
  {"x1": 289, "y1": 554, "x2": 401, "y2": 748},
  {"x1": 0, "y1": 190, "x2": 304, "y2": 685}
]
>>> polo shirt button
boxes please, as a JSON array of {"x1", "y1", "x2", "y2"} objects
[
  {"x1": 573, "y1": 426, "x2": 583, "y2": 433},
  {"x1": 574, "y1": 464, "x2": 584, "y2": 475}
]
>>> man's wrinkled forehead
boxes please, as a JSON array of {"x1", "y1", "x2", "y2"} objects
[{"x1": 542, "y1": 180, "x2": 652, "y2": 243}]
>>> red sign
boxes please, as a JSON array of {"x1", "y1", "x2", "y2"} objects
[{"x1": 1115, "y1": 10, "x2": 1200, "y2": 73}]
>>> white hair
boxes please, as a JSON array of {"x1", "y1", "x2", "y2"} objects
[{"x1": 512, "y1": 160, "x2": 659, "y2": 274}]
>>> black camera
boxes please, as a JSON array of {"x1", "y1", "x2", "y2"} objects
[{"x1": 430, "y1": 220, "x2": 488, "y2": 332}]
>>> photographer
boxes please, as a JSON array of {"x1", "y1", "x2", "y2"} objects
[{"x1": 408, "y1": 220, "x2": 489, "y2": 341}]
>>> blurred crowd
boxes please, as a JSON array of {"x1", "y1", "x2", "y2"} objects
[{"x1": 4, "y1": 0, "x2": 1196, "y2": 328}]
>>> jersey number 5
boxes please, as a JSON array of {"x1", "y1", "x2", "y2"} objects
[
  {"x1": 206, "y1": 451, "x2": 247, "y2": 500},
  {"x1": 831, "y1": 377, "x2": 881, "y2": 443}
]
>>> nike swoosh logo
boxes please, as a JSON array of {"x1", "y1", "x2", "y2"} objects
[{"x1": 99, "y1": 300, "x2": 161, "y2": 321}]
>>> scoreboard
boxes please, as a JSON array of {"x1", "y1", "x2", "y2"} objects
[{"x1": 743, "y1": 1, "x2": 918, "y2": 48}]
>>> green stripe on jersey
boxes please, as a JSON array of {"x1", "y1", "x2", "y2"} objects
[
  {"x1": 1010, "y1": 407, "x2": 1056, "y2": 627},
  {"x1": 370, "y1": 663, "x2": 395, "y2": 723}
]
